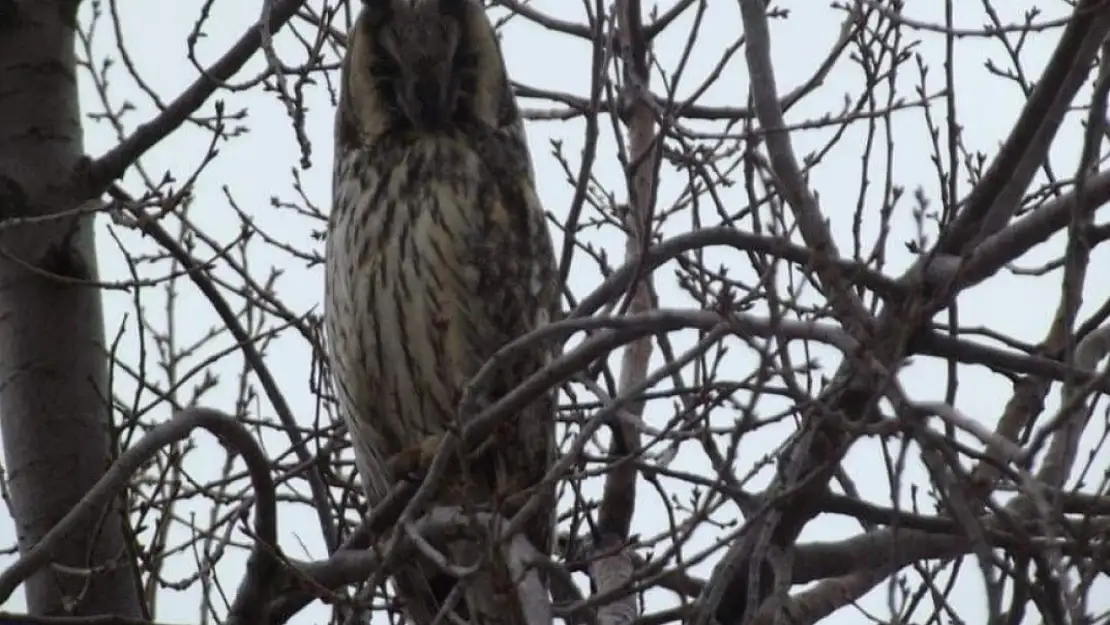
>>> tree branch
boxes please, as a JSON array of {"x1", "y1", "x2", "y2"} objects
[
  {"x1": 934, "y1": 0, "x2": 1110, "y2": 255},
  {"x1": 77, "y1": 0, "x2": 309, "y2": 199},
  {"x1": 0, "y1": 407, "x2": 278, "y2": 611}
]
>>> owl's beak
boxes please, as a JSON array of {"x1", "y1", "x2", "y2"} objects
[{"x1": 410, "y1": 76, "x2": 452, "y2": 130}]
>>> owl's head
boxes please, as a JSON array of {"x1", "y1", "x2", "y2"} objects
[{"x1": 339, "y1": 0, "x2": 519, "y2": 144}]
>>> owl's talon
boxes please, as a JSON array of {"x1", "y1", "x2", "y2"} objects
[
  {"x1": 496, "y1": 475, "x2": 532, "y2": 512},
  {"x1": 386, "y1": 447, "x2": 423, "y2": 481},
  {"x1": 419, "y1": 433, "x2": 443, "y2": 465},
  {"x1": 387, "y1": 434, "x2": 445, "y2": 479}
]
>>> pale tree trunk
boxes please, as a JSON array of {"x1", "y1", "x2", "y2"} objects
[{"x1": 0, "y1": 0, "x2": 141, "y2": 617}]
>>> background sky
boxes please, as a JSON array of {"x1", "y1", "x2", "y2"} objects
[{"x1": 3, "y1": 0, "x2": 1110, "y2": 623}]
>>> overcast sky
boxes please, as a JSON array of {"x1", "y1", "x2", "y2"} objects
[{"x1": 3, "y1": 1, "x2": 1109, "y2": 623}]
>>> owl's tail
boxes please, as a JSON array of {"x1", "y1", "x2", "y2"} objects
[
  {"x1": 450, "y1": 539, "x2": 530, "y2": 625},
  {"x1": 393, "y1": 536, "x2": 542, "y2": 625},
  {"x1": 392, "y1": 563, "x2": 469, "y2": 625}
]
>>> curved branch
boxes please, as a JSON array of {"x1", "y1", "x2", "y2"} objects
[
  {"x1": 109, "y1": 191, "x2": 337, "y2": 548},
  {"x1": 267, "y1": 507, "x2": 552, "y2": 625},
  {"x1": 571, "y1": 227, "x2": 902, "y2": 322},
  {"x1": 462, "y1": 308, "x2": 859, "y2": 453},
  {"x1": 0, "y1": 407, "x2": 277, "y2": 608}
]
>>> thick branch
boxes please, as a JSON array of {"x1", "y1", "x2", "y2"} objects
[
  {"x1": 601, "y1": 0, "x2": 654, "y2": 545},
  {"x1": 935, "y1": 0, "x2": 1110, "y2": 254},
  {"x1": 737, "y1": 0, "x2": 870, "y2": 334}
]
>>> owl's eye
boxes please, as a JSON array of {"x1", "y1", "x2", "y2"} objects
[
  {"x1": 452, "y1": 50, "x2": 478, "y2": 104},
  {"x1": 362, "y1": 0, "x2": 393, "y2": 25},
  {"x1": 367, "y1": 49, "x2": 404, "y2": 116},
  {"x1": 452, "y1": 51, "x2": 477, "y2": 72},
  {"x1": 370, "y1": 59, "x2": 398, "y2": 84}
]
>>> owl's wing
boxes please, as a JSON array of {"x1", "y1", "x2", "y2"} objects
[
  {"x1": 439, "y1": 132, "x2": 559, "y2": 625},
  {"x1": 470, "y1": 125, "x2": 559, "y2": 541}
]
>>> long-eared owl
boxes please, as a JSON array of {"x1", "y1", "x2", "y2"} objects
[{"x1": 324, "y1": 1, "x2": 559, "y2": 624}]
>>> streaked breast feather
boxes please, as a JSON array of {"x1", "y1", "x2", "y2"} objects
[{"x1": 327, "y1": 139, "x2": 489, "y2": 468}]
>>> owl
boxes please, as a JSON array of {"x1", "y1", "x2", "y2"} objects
[{"x1": 324, "y1": 1, "x2": 559, "y2": 624}]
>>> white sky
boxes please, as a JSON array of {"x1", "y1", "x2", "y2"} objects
[{"x1": 3, "y1": 0, "x2": 1110, "y2": 623}]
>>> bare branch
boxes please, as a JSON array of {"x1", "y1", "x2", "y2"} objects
[
  {"x1": 79, "y1": 0, "x2": 309, "y2": 199},
  {"x1": 0, "y1": 407, "x2": 277, "y2": 608},
  {"x1": 736, "y1": 0, "x2": 870, "y2": 333}
]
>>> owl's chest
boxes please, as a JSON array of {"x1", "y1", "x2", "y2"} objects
[
  {"x1": 332, "y1": 147, "x2": 538, "y2": 316},
  {"x1": 379, "y1": 159, "x2": 525, "y2": 263}
]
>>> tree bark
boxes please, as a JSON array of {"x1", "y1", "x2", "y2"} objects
[{"x1": 0, "y1": 0, "x2": 141, "y2": 616}]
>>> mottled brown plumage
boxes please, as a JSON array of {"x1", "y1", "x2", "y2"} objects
[{"x1": 324, "y1": 1, "x2": 558, "y2": 623}]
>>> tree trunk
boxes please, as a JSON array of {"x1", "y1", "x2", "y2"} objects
[{"x1": 0, "y1": 0, "x2": 141, "y2": 616}]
